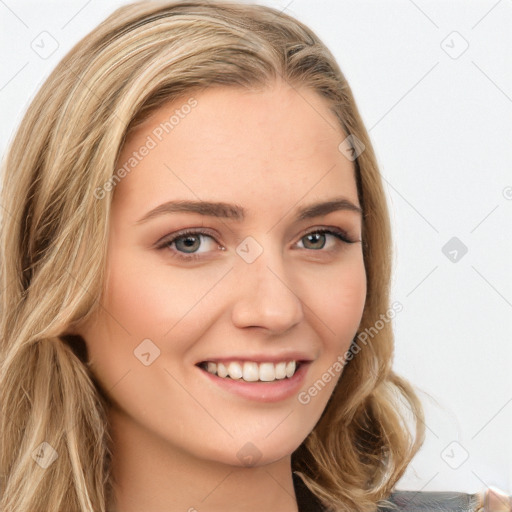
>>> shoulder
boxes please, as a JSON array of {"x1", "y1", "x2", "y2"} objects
[
  {"x1": 377, "y1": 490, "x2": 481, "y2": 511},
  {"x1": 378, "y1": 488, "x2": 511, "y2": 512}
]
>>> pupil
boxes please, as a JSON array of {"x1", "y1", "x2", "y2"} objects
[
  {"x1": 306, "y1": 233, "x2": 325, "y2": 249},
  {"x1": 178, "y1": 235, "x2": 199, "y2": 253}
]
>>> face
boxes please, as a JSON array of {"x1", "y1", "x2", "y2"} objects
[{"x1": 78, "y1": 80, "x2": 366, "y2": 468}]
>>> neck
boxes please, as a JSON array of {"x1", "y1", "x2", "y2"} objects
[{"x1": 106, "y1": 407, "x2": 300, "y2": 512}]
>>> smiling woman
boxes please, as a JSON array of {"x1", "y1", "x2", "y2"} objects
[
  {"x1": 80, "y1": 85, "x2": 369, "y2": 494},
  {"x1": 0, "y1": 1, "x2": 508, "y2": 512}
]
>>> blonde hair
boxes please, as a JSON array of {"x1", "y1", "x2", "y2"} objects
[{"x1": 0, "y1": 1, "x2": 425, "y2": 511}]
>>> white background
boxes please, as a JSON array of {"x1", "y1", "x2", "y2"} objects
[{"x1": 1, "y1": 0, "x2": 511, "y2": 495}]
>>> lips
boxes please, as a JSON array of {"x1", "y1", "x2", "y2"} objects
[{"x1": 196, "y1": 358, "x2": 312, "y2": 402}]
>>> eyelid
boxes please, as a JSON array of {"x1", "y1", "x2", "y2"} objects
[{"x1": 154, "y1": 227, "x2": 219, "y2": 248}]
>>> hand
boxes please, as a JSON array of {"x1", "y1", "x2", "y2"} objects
[{"x1": 479, "y1": 487, "x2": 512, "y2": 512}]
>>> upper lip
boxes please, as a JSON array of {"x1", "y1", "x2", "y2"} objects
[{"x1": 195, "y1": 352, "x2": 314, "y2": 365}]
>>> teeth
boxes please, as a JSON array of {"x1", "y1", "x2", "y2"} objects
[
  {"x1": 201, "y1": 360, "x2": 300, "y2": 382},
  {"x1": 227, "y1": 361, "x2": 243, "y2": 380},
  {"x1": 217, "y1": 362, "x2": 228, "y2": 378},
  {"x1": 259, "y1": 362, "x2": 275, "y2": 381},
  {"x1": 275, "y1": 362, "x2": 287, "y2": 379},
  {"x1": 242, "y1": 362, "x2": 259, "y2": 382},
  {"x1": 285, "y1": 361, "x2": 296, "y2": 378}
]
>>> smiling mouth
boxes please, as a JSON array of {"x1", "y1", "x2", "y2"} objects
[{"x1": 196, "y1": 360, "x2": 303, "y2": 382}]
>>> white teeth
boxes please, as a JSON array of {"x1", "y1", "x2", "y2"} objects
[
  {"x1": 217, "y1": 362, "x2": 228, "y2": 378},
  {"x1": 275, "y1": 362, "x2": 286, "y2": 379},
  {"x1": 242, "y1": 362, "x2": 259, "y2": 382},
  {"x1": 201, "y1": 360, "x2": 300, "y2": 381},
  {"x1": 286, "y1": 361, "x2": 296, "y2": 378},
  {"x1": 227, "y1": 361, "x2": 243, "y2": 380},
  {"x1": 259, "y1": 362, "x2": 275, "y2": 381}
]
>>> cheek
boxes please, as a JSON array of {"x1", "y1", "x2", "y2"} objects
[
  {"x1": 103, "y1": 249, "x2": 220, "y2": 337},
  {"x1": 86, "y1": 249, "x2": 231, "y2": 393},
  {"x1": 307, "y1": 254, "x2": 367, "y2": 343},
  {"x1": 294, "y1": 256, "x2": 366, "y2": 411}
]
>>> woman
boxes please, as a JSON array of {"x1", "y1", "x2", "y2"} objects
[{"x1": 0, "y1": 1, "x2": 508, "y2": 511}]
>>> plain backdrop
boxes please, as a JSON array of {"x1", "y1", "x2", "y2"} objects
[{"x1": 1, "y1": 0, "x2": 511, "y2": 494}]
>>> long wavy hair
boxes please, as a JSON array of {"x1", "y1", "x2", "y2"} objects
[{"x1": 0, "y1": 1, "x2": 425, "y2": 511}]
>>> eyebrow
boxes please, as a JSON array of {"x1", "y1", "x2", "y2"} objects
[{"x1": 135, "y1": 197, "x2": 362, "y2": 224}]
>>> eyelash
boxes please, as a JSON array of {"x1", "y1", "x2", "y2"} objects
[{"x1": 155, "y1": 227, "x2": 358, "y2": 262}]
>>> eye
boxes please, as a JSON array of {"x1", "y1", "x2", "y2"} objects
[
  {"x1": 155, "y1": 227, "x2": 358, "y2": 262},
  {"x1": 156, "y1": 229, "x2": 223, "y2": 261},
  {"x1": 297, "y1": 228, "x2": 357, "y2": 251}
]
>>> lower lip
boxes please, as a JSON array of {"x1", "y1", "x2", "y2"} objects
[{"x1": 197, "y1": 362, "x2": 311, "y2": 403}]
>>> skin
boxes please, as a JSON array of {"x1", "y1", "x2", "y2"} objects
[{"x1": 76, "y1": 80, "x2": 366, "y2": 512}]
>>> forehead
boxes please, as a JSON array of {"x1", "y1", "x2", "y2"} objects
[{"x1": 112, "y1": 81, "x2": 358, "y2": 220}]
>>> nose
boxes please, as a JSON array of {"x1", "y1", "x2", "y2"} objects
[{"x1": 231, "y1": 246, "x2": 304, "y2": 334}]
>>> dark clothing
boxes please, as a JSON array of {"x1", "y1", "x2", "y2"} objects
[{"x1": 293, "y1": 472, "x2": 484, "y2": 512}]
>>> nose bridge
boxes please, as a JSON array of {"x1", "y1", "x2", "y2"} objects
[{"x1": 230, "y1": 236, "x2": 303, "y2": 333}]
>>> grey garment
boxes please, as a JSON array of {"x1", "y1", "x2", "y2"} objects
[
  {"x1": 294, "y1": 473, "x2": 489, "y2": 512},
  {"x1": 378, "y1": 491, "x2": 482, "y2": 512}
]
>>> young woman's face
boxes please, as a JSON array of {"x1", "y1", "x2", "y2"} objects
[{"x1": 79, "y1": 81, "x2": 366, "y2": 467}]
